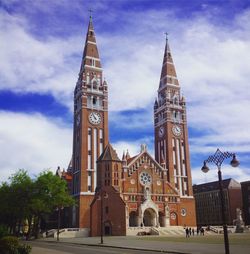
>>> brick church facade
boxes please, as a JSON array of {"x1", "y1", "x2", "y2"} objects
[{"x1": 69, "y1": 16, "x2": 196, "y2": 236}]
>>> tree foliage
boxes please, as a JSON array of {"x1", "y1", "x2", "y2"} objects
[{"x1": 0, "y1": 169, "x2": 74, "y2": 238}]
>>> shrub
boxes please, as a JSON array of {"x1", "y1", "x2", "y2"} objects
[
  {"x1": 17, "y1": 244, "x2": 32, "y2": 254},
  {"x1": 0, "y1": 236, "x2": 19, "y2": 254},
  {"x1": 0, "y1": 236, "x2": 31, "y2": 254},
  {"x1": 0, "y1": 225, "x2": 9, "y2": 239}
]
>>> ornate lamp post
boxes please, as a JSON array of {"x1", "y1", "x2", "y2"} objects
[{"x1": 201, "y1": 148, "x2": 239, "y2": 254}]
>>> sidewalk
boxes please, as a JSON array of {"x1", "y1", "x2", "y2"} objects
[{"x1": 36, "y1": 235, "x2": 250, "y2": 254}]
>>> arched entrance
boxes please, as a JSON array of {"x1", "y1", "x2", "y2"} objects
[
  {"x1": 143, "y1": 208, "x2": 157, "y2": 226},
  {"x1": 170, "y1": 212, "x2": 178, "y2": 226},
  {"x1": 129, "y1": 211, "x2": 137, "y2": 227}
]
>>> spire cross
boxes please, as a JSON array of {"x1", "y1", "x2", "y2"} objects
[
  {"x1": 88, "y1": 9, "x2": 93, "y2": 18},
  {"x1": 164, "y1": 32, "x2": 168, "y2": 41}
]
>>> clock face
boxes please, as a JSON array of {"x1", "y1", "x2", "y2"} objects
[
  {"x1": 140, "y1": 172, "x2": 152, "y2": 186},
  {"x1": 89, "y1": 112, "x2": 101, "y2": 125},
  {"x1": 172, "y1": 125, "x2": 182, "y2": 136},
  {"x1": 158, "y1": 126, "x2": 165, "y2": 137}
]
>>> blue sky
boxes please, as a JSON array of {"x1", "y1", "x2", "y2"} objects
[{"x1": 0, "y1": 0, "x2": 250, "y2": 184}]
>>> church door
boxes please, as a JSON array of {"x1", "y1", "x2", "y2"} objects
[{"x1": 143, "y1": 208, "x2": 156, "y2": 226}]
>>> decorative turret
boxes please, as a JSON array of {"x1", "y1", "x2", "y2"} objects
[
  {"x1": 125, "y1": 150, "x2": 130, "y2": 160},
  {"x1": 154, "y1": 99, "x2": 158, "y2": 110}
]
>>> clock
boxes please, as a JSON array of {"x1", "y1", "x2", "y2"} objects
[
  {"x1": 158, "y1": 126, "x2": 165, "y2": 137},
  {"x1": 89, "y1": 112, "x2": 101, "y2": 125},
  {"x1": 172, "y1": 125, "x2": 182, "y2": 136}
]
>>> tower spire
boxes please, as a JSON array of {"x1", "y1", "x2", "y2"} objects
[
  {"x1": 79, "y1": 13, "x2": 102, "y2": 77},
  {"x1": 159, "y1": 35, "x2": 179, "y2": 89}
]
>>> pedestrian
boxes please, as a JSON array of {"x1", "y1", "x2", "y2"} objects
[
  {"x1": 192, "y1": 228, "x2": 194, "y2": 236},
  {"x1": 196, "y1": 227, "x2": 199, "y2": 235},
  {"x1": 201, "y1": 227, "x2": 204, "y2": 236},
  {"x1": 185, "y1": 227, "x2": 189, "y2": 238},
  {"x1": 189, "y1": 227, "x2": 192, "y2": 236}
]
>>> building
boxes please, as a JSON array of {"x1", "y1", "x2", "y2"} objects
[
  {"x1": 241, "y1": 181, "x2": 250, "y2": 225},
  {"x1": 69, "y1": 15, "x2": 196, "y2": 236},
  {"x1": 70, "y1": 16, "x2": 109, "y2": 235},
  {"x1": 193, "y1": 178, "x2": 242, "y2": 226}
]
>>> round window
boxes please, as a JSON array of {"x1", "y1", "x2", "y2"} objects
[
  {"x1": 181, "y1": 208, "x2": 187, "y2": 217},
  {"x1": 140, "y1": 172, "x2": 152, "y2": 185},
  {"x1": 171, "y1": 213, "x2": 177, "y2": 220}
]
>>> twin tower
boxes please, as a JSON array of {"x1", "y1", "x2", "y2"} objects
[{"x1": 69, "y1": 16, "x2": 196, "y2": 236}]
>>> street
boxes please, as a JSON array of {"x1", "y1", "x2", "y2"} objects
[{"x1": 29, "y1": 241, "x2": 177, "y2": 254}]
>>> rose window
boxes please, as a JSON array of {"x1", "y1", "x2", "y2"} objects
[{"x1": 140, "y1": 172, "x2": 152, "y2": 185}]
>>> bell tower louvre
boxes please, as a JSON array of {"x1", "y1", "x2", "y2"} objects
[
  {"x1": 71, "y1": 15, "x2": 109, "y2": 229},
  {"x1": 154, "y1": 36, "x2": 193, "y2": 198}
]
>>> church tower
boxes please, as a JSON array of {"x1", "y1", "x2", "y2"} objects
[
  {"x1": 154, "y1": 37, "x2": 193, "y2": 197},
  {"x1": 71, "y1": 15, "x2": 109, "y2": 229}
]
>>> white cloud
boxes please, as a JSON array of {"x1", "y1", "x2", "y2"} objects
[
  {"x1": 0, "y1": 9, "x2": 80, "y2": 110},
  {"x1": 112, "y1": 138, "x2": 154, "y2": 160},
  {"x1": 1, "y1": 4, "x2": 250, "y2": 183},
  {"x1": 109, "y1": 110, "x2": 153, "y2": 130},
  {"x1": 192, "y1": 165, "x2": 250, "y2": 185},
  {"x1": 0, "y1": 111, "x2": 72, "y2": 182}
]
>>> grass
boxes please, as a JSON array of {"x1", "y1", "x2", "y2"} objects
[{"x1": 137, "y1": 233, "x2": 250, "y2": 245}]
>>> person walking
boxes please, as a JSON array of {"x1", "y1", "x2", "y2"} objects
[
  {"x1": 192, "y1": 228, "x2": 194, "y2": 236},
  {"x1": 201, "y1": 227, "x2": 205, "y2": 236},
  {"x1": 185, "y1": 227, "x2": 189, "y2": 238}
]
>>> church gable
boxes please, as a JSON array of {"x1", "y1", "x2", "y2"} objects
[{"x1": 127, "y1": 151, "x2": 165, "y2": 179}]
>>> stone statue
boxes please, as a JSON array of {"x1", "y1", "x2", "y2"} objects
[
  {"x1": 144, "y1": 187, "x2": 151, "y2": 200},
  {"x1": 235, "y1": 208, "x2": 244, "y2": 233}
]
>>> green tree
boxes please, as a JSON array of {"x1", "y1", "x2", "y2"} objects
[
  {"x1": 0, "y1": 169, "x2": 33, "y2": 236},
  {"x1": 30, "y1": 171, "x2": 74, "y2": 238},
  {"x1": 0, "y1": 169, "x2": 74, "y2": 239}
]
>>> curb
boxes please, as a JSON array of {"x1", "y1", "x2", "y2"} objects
[{"x1": 34, "y1": 239, "x2": 191, "y2": 254}]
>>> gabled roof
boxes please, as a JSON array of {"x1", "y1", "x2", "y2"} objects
[
  {"x1": 127, "y1": 149, "x2": 166, "y2": 175},
  {"x1": 193, "y1": 178, "x2": 241, "y2": 194},
  {"x1": 98, "y1": 143, "x2": 121, "y2": 162}
]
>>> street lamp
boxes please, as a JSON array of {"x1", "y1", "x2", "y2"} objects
[
  {"x1": 201, "y1": 148, "x2": 239, "y2": 254},
  {"x1": 96, "y1": 188, "x2": 108, "y2": 244},
  {"x1": 56, "y1": 206, "x2": 64, "y2": 241}
]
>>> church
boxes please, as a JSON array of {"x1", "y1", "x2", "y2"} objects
[{"x1": 68, "y1": 15, "x2": 196, "y2": 236}]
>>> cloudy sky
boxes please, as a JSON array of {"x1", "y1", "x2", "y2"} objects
[{"x1": 0, "y1": 0, "x2": 250, "y2": 184}]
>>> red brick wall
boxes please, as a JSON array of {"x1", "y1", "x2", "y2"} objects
[
  {"x1": 228, "y1": 188, "x2": 242, "y2": 224},
  {"x1": 91, "y1": 186, "x2": 126, "y2": 236}
]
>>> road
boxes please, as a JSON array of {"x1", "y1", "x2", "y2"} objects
[{"x1": 29, "y1": 241, "x2": 177, "y2": 254}]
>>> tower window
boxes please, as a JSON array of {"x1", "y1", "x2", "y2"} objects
[
  {"x1": 91, "y1": 59, "x2": 96, "y2": 66},
  {"x1": 93, "y1": 97, "x2": 97, "y2": 105}
]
